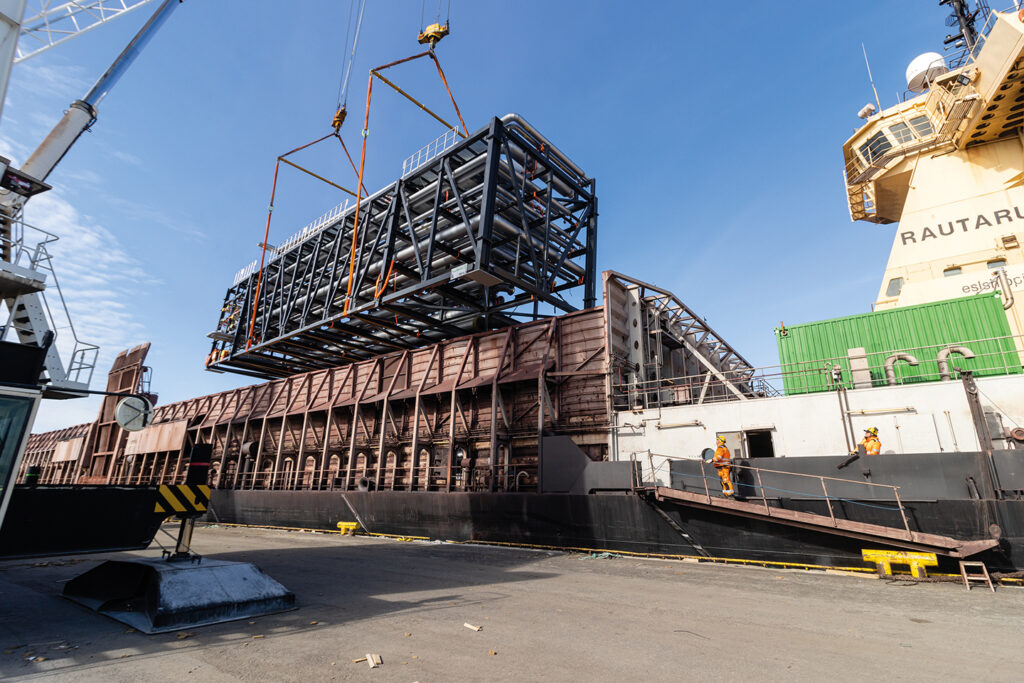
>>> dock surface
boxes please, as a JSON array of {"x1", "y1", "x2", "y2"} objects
[{"x1": 1, "y1": 525, "x2": 1022, "y2": 681}]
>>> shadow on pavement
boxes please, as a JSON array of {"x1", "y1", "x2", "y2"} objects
[{"x1": 0, "y1": 530, "x2": 556, "y2": 677}]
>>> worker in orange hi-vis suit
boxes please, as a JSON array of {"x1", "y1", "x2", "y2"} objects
[
  {"x1": 712, "y1": 435, "x2": 734, "y2": 496},
  {"x1": 856, "y1": 427, "x2": 882, "y2": 456}
]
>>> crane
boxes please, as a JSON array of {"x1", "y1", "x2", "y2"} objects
[{"x1": 0, "y1": 0, "x2": 178, "y2": 534}]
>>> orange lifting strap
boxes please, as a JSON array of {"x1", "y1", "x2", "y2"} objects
[
  {"x1": 247, "y1": 34, "x2": 468, "y2": 351},
  {"x1": 245, "y1": 131, "x2": 368, "y2": 351},
  {"x1": 342, "y1": 48, "x2": 468, "y2": 316}
]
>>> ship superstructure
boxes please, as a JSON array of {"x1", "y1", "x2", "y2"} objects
[{"x1": 843, "y1": 2, "x2": 1024, "y2": 338}]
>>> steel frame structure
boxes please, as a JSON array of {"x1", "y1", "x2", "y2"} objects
[
  {"x1": 209, "y1": 115, "x2": 598, "y2": 379},
  {"x1": 32, "y1": 308, "x2": 611, "y2": 493},
  {"x1": 16, "y1": 0, "x2": 157, "y2": 62},
  {"x1": 603, "y1": 271, "x2": 758, "y2": 410},
  {"x1": 22, "y1": 271, "x2": 767, "y2": 496}
]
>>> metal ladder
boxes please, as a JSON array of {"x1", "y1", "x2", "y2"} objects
[{"x1": 959, "y1": 561, "x2": 995, "y2": 592}]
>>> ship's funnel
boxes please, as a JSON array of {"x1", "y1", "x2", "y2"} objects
[{"x1": 906, "y1": 52, "x2": 948, "y2": 93}]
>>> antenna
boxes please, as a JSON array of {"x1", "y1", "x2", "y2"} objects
[
  {"x1": 862, "y1": 43, "x2": 882, "y2": 114},
  {"x1": 940, "y1": 0, "x2": 979, "y2": 52}
]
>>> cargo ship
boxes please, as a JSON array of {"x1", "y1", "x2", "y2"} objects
[{"x1": 9, "y1": 1, "x2": 1024, "y2": 572}]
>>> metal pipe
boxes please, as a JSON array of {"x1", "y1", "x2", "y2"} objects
[
  {"x1": 845, "y1": 406, "x2": 916, "y2": 415},
  {"x1": 82, "y1": 0, "x2": 181, "y2": 107},
  {"x1": 937, "y1": 345, "x2": 975, "y2": 380},
  {"x1": 821, "y1": 477, "x2": 835, "y2": 526},
  {"x1": 836, "y1": 386, "x2": 853, "y2": 454},
  {"x1": 18, "y1": 101, "x2": 95, "y2": 183},
  {"x1": 945, "y1": 410, "x2": 960, "y2": 451},
  {"x1": 16, "y1": 0, "x2": 180, "y2": 187},
  {"x1": 239, "y1": 134, "x2": 590, "y2": 328},
  {"x1": 883, "y1": 352, "x2": 919, "y2": 385},
  {"x1": 500, "y1": 113, "x2": 587, "y2": 179},
  {"x1": 893, "y1": 487, "x2": 912, "y2": 538},
  {"x1": 996, "y1": 268, "x2": 1014, "y2": 310},
  {"x1": 655, "y1": 420, "x2": 703, "y2": 429},
  {"x1": 249, "y1": 209, "x2": 585, "y2": 330}
]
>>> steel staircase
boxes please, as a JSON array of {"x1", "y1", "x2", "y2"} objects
[{"x1": 1, "y1": 219, "x2": 97, "y2": 398}]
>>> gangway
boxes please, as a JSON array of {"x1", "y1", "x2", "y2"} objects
[{"x1": 637, "y1": 460, "x2": 999, "y2": 559}]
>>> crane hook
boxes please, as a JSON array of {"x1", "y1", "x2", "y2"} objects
[{"x1": 417, "y1": 21, "x2": 449, "y2": 49}]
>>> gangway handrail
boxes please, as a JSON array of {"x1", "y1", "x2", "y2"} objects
[
  {"x1": 630, "y1": 451, "x2": 912, "y2": 536},
  {"x1": 636, "y1": 450, "x2": 903, "y2": 492}
]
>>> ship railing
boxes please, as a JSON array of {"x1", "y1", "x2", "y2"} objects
[
  {"x1": 612, "y1": 331, "x2": 1024, "y2": 410},
  {"x1": 845, "y1": 80, "x2": 972, "y2": 191},
  {"x1": 630, "y1": 451, "x2": 912, "y2": 536},
  {"x1": 229, "y1": 126, "x2": 462, "y2": 288},
  {"x1": 945, "y1": 2, "x2": 1002, "y2": 72},
  {"x1": 402, "y1": 127, "x2": 461, "y2": 177},
  {"x1": 231, "y1": 198, "x2": 352, "y2": 286},
  {"x1": 0, "y1": 217, "x2": 99, "y2": 386},
  {"x1": 845, "y1": 10, "x2": 998, "y2": 219}
]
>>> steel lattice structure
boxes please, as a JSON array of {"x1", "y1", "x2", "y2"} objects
[
  {"x1": 16, "y1": 0, "x2": 157, "y2": 62},
  {"x1": 209, "y1": 115, "x2": 598, "y2": 379}
]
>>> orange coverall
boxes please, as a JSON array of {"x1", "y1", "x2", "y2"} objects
[
  {"x1": 713, "y1": 445, "x2": 734, "y2": 496},
  {"x1": 858, "y1": 435, "x2": 881, "y2": 456}
]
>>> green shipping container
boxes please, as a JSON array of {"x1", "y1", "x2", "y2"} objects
[{"x1": 775, "y1": 293, "x2": 1021, "y2": 395}]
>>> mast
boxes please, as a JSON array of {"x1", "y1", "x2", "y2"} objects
[{"x1": 941, "y1": 0, "x2": 981, "y2": 52}]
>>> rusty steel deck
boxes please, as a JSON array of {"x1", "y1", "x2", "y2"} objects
[{"x1": 26, "y1": 307, "x2": 612, "y2": 494}]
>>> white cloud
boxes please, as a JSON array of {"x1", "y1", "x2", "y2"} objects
[
  {"x1": 60, "y1": 168, "x2": 104, "y2": 187},
  {"x1": 110, "y1": 149, "x2": 142, "y2": 167},
  {"x1": 25, "y1": 189, "x2": 154, "y2": 354},
  {"x1": 19, "y1": 190, "x2": 155, "y2": 434},
  {"x1": 12, "y1": 62, "x2": 90, "y2": 104},
  {"x1": 0, "y1": 62, "x2": 154, "y2": 436},
  {"x1": 99, "y1": 193, "x2": 207, "y2": 241},
  {"x1": 0, "y1": 131, "x2": 32, "y2": 166}
]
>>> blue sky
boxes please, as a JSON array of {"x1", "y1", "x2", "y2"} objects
[{"x1": 5, "y1": 0, "x2": 961, "y2": 430}]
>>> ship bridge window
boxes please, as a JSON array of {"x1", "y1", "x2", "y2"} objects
[
  {"x1": 909, "y1": 115, "x2": 934, "y2": 137},
  {"x1": 889, "y1": 122, "x2": 914, "y2": 144},
  {"x1": 885, "y1": 277, "x2": 904, "y2": 297},
  {"x1": 988, "y1": 259, "x2": 1007, "y2": 269},
  {"x1": 944, "y1": 266, "x2": 962, "y2": 277},
  {"x1": 858, "y1": 131, "x2": 893, "y2": 164}
]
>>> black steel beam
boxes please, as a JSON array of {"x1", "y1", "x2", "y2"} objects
[{"x1": 207, "y1": 116, "x2": 598, "y2": 379}]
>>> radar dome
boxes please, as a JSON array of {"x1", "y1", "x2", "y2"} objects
[{"x1": 906, "y1": 52, "x2": 948, "y2": 93}]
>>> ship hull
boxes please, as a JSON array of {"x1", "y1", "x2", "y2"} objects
[
  {"x1": 205, "y1": 451, "x2": 1024, "y2": 571},
  {"x1": 0, "y1": 486, "x2": 168, "y2": 558},
  {"x1": 207, "y1": 489, "x2": 1024, "y2": 572}
]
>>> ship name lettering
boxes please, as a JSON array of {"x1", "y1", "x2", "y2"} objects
[
  {"x1": 902, "y1": 206, "x2": 1021, "y2": 246},
  {"x1": 963, "y1": 273, "x2": 1024, "y2": 294}
]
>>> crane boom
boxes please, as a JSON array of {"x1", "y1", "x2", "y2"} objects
[
  {"x1": 16, "y1": 0, "x2": 157, "y2": 63},
  {"x1": 11, "y1": 0, "x2": 177, "y2": 192}
]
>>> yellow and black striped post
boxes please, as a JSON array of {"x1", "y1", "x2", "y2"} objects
[{"x1": 153, "y1": 484, "x2": 211, "y2": 516}]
